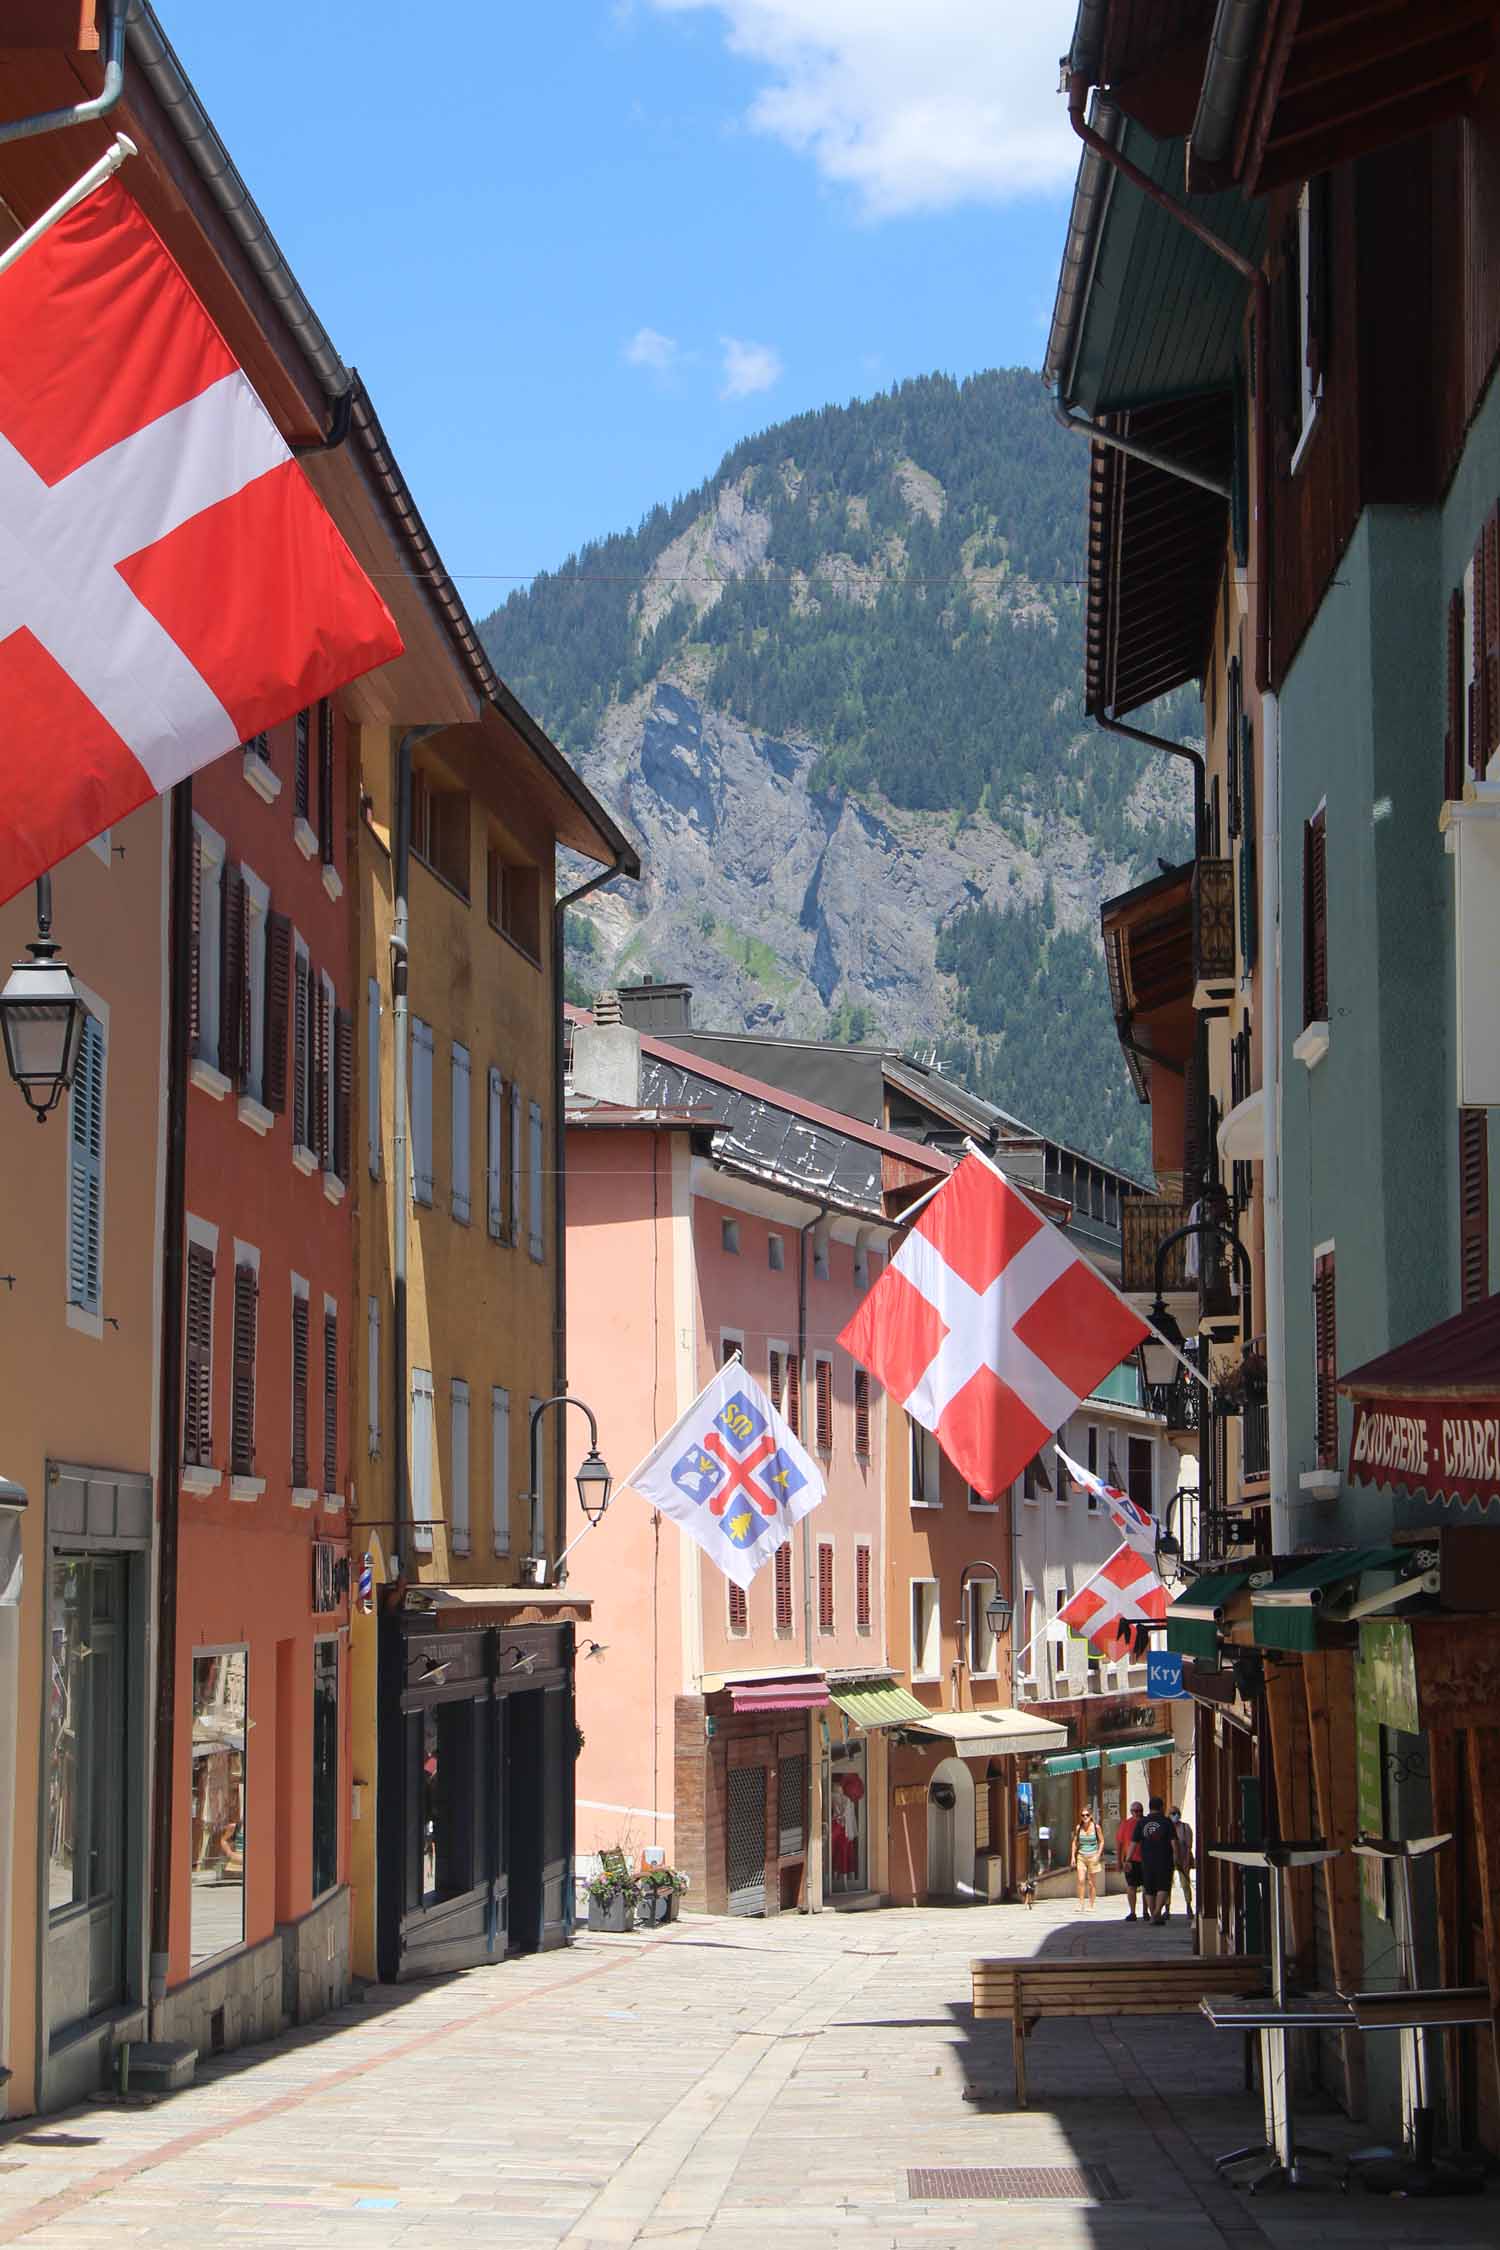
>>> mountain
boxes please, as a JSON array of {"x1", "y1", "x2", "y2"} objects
[{"x1": 478, "y1": 370, "x2": 1193, "y2": 1173}]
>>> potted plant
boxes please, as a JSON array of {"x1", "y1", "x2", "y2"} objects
[
  {"x1": 586, "y1": 1864, "x2": 638, "y2": 1934},
  {"x1": 636, "y1": 1867, "x2": 687, "y2": 1927}
]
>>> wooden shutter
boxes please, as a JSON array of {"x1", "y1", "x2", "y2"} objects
[
  {"x1": 411, "y1": 1370, "x2": 435, "y2": 1548},
  {"x1": 334, "y1": 1007, "x2": 353, "y2": 1184},
  {"x1": 509, "y1": 1082, "x2": 522, "y2": 1241},
  {"x1": 411, "y1": 1020, "x2": 434, "y2": 1204},
  {"x1": 294, "y1": 708, "x2": 311, "y2": 821},
  {"x1": 1446, "y1": 586, "x2": 1466, "y2": 802},
  {"x1": 367, "y1": 1295, "x2": 381, "y2": 1457},
  {"x1": 815, "y1": 1359, "x2": 833, "y2": 1453},
  {"x1": 818, "y1": 1542, "x2": 834, "y2": 1633},
  {"x1": 264, "y1": 912, "x2": 291, "y2": 1112},
  {"x1": 768, "y1": 1348, "x2": 783, "y2": 1414},
  {"x1": 1303, "y1": 810, "x2": 1328, "y2": 1025},
  {"x1": 491, "y1": 1387, "x2": 511, "y2": 1557},
  {"x1": 774, "y1": 1540, "x2": 793, "y2": 1632},
  {"x1": 1226, "y1": 658, "x2": 1242, "y2": 840},
  {"x1": 853, "y1": 1368, "x2": 870, "y2": 1458},
  {"x1": 66, "y1": 1014, "x2": 105, "y2": 1314},
  {"x1": 323, "y1": 1306, "x2": 339, "y2": 1494},
  {"x1": 785, "y1": 1353, "x2": 800, "y2": 1438},
  {"x1": 293, "y1": 953, "x2": 310, "y2": 1147},
  {"x1": 291, "y1": 1292, "x2": 310, "y2": 1487},
  {"x1": 487, "y1": 1066, "x2": 503, "y2": 1236},
  {"x1": 450, "y1": 1380, "x2": 470, "y2": 1551},
  {"x1": 312, "y1": 977, "x2": 331, "y2": 1170},
  {"x1": 528, "y1": 1101, "x2": 544, "y2": 1259},
  {"x1": 318, "y1": 701, "x2": 336, "y2": 865},
  {"x1": 451, "y1": 1044, "x2": 471, "y2": 1222},
  {"x1": 184, "y1": 1242, "x2": 215, "y2": 1466},
  {"x1": 728, "y1": 1582, "x2": 748, "y2": 1635},
  {"x1": 188, "y1": 830, "x2": 202, "y2": 1056},
  {"x1": 1460, "y1": 1108, "x2": 1490, "y2": 1309},
  {"x1": 220, "y1": 863, "x2": 247, "y2": 1086},
  {"x1": 856, "y1": 1544, "x2": 871, "y2": 1632},
  {"x1": 1313, "y1": 1250, "x2": 1338, "y2": 1468},
  {"x1": 230, "y1": 1263, "x2": 258, "y2": 1475}
]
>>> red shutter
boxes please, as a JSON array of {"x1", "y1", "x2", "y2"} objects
[
  {"x1": 728, "y1": 1582, "x2": 748, "y2": 1636},
  {"x1": 318, "y1": 701, "x2": 336, "y2": 866},
  {"x1": 183, "y1": 1242, "x2": 214, "y2": 1467},
  {"x1": 1460, "y1": 1108, "x2": 1490, "y2": 1310},
  {"x1": 1446, "y1": 586, "x2": 1466, "y2": 803},
  {"x1": 818, "y1": 1543, "x2": 834, "y2": 1634},
  {"x1": 291, "y1": 1294, "x2": 310, "y2": 1487},
  {"x1": 219, "y1": 862, "x2": 245, "y2": 1084},
  {"x1": 856, "y1": 1544, "x2": 871, "y2": 1633},
  {"x1": 768, "y1": 1348, "x2": 783, "y2": 1415},
  {"x1": 774, "y1": 1541, "x2": 793, "y2": 1633},
  {"x1": 264, "y1": 911, "x2": 292, "y2": 1113},
  {"x1": 323, "y1": 1305, "x2": 339, "y2": 1495},
  {"x1": 785, "y1": 1355, "x2": 800, "y2": 1438},
  {"x1": 334, "y1": 1007, "x2": 353, "y2": 1183},
  {"x1": 187, "y1": 831, "x2": 202, "y2": 1056},
  {"x1": 230, "y1": 1263, "x2": 258, "y2": 1476},
  {"x1": 1313, "y1": 1250, "x2": 1338, "y2": 1468},
  {"x1": 815, "y1": 1359, "x2": 833, "y2": 1454},
  {"x1": 1303, "y1": 810, "x2": 1328, "y2": 1026},
  {"x1": 853, "y1": 1369, "x2": 870, "y2": 1458}
]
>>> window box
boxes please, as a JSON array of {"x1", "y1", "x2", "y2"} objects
[
  {"x1": 291, "y1": 1486, "x2": 319, "y2": 1510},
  {"x1": 190, "y1": 1058, "x2": 231, "y2": 1101},
  {"x1": 1299, "y1": 1468, "x2": 1341, "y2": 1498},
  {"x1": 321, "y1": 864, "x2": 343, "y2": 903},
  {"x1": 229, "y1": 1476, "x2": 265, "y2": 1502},
  {"x1": 181, "y1": 1464, "x2": 221, "y2": 1496},
  {"x1": 292, "y1": 816, "x2": 319, "y2": 860},
  {"x1": 322, "y1": 1172, "x2": 346, "y2": 1206},
  {"x1": 292, "y1": 1143, "x2": 319, "y2": 1175},
  {"x1": 1293, "y1": 1021, "x2": 1329, "y2": 1069},
  {"x1": 236, "y1": 1095, "x2": 274, "y2": 1136},
  {"x1": 242, "y1": 749, "x2": 281, "y2": 804}
]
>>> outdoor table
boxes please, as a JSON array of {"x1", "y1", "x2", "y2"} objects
[{"x1": 1349, "y1": 1834, "x2": 1450, "y2": 2165}]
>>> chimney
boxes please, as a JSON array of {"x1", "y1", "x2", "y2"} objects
[
  {"x1": 570, "y1": 1016, "x2": 642, "y2": 1107},
  {"x1": 615, "y1": 979, "x2": 692, "y2": 1033}
]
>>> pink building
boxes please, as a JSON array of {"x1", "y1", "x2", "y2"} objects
[{"x1": 564, "y1": 1014, "x2": 945, "y2": 1915}]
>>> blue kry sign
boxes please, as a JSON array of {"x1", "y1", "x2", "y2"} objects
[{"x1": 1146, "y1": 1649, "x2": 1188, "y2": 1700}]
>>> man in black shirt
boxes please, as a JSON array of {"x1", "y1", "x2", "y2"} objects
[{"x1": 1135, "y1": 1796, "x2": 1176, "y2": 1926}]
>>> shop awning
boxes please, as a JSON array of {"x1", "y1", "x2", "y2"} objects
[
  {"x1": 728, "y1": 1676, "x2": 831, "y2": 1715},
  {"x1": 1166, "y1": 1567, "x2": 1261, "y2": 1661},
  {"x1": 1340, "y1": 1293, "x2": 1500, "y2": 1508},
  {"x1": 828, "y1": 1679, "x2": 929, "y2": 1729},
  {"x1": 909, "y1": 1707, "x2": 1068, "y2": 1756},
  {"x1": 1040, "y1": 1748, "x2": 1102, "y2": 1776},
  {"x1": 1103, "y1": 1734, "x2": 1176, "y2": 1766},
  {"x1": 1252, "y1": 1549, "x2": 1408, "y2": 1653}
]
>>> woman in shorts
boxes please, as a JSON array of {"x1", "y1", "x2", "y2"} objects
[{"x1": 1071, "y1": 1805, "x2": 1104, "y2": 1911}]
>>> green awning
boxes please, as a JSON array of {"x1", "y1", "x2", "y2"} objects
[
  {"x1": 1252, "y1": 1549, "x2": 1406, "y2": 1654},
  {"x1": 1039, "y1": 1748, "x2": 1103, "y2": 1776},
  {"x1": 828, "y1": 1679, "x2": 930, "y2": 1729},
  {"x1": 1166, "y1": 1568, "x2": 1259, "y2": 1662},
  {"x1": 1104, "y1": 1734, "x2": 1176, "y2": 1767}
]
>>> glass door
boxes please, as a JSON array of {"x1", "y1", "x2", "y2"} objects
[
  {"x1": 48, "y1": 1556, "x2": 129, "y2": 2026},
  {"x1": 827, "y1": 1739, "x2": 867, "y2": 1895}
]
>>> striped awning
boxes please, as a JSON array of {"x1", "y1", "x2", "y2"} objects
[
  {"x1": 828, "y1": 1679, "x2": 929, "y2": 1729},
  {"x1": 728, "y1": 1677, "x2": 830, "y2": 1715}
]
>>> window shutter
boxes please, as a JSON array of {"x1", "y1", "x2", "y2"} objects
[
  {"x1": 450, "y1": 1380, "x2": 470, "y2": 1551},
  {"x1": 318, "y1": 701, "x2": 336, "y2": 865},
  {"x1": 451, "y1": 1044, "x2": 471, "y2": 1222},
  {"x1": 785, "y1": 1353, "x2": 800, "y2": 1438},
  {"x1": 220, "y1": 863, "x2": 247, "y2": 1086},
  {"x1": 315, "y1": 981, "x2": 333, "y2": 1171},
  {"x1": 1276, "y1": 217, "x2": 1302, "y2": 461},
  {"x1": 1226, "y1": 659, "x2": 1242, "y2": 840},
  {"x1": 491, "y1": 1387, "x2": 511, "y2": 1556},
  {"x1": 815, "y1": 1359, "x2": 833, "y2": 1454},
  {"x1": 1305, "y1": 174, "x2": 1330, "y2": 393},
  {"x1": 323, "y1": 1304, "x2": 338, "y2": 1494},
  {"x1": 184, "y1": 1242, "x2": 215, "y2": 1467},
  {"x1": 509, "y1": 1083, "x2": 523, "y2": 1242},
  {"x1": 774, "y1": 1540, "x2": 793, "y2": 1632},
  {"x1": 528, "y1": 1101, "x2": 544, "y2": 1259},
  {"x1": 1238, "y1": 718, "x2": 1257, "y2": 970},
  {"x1": 853, "y1": 1369, "x2": 870, "y2": 1458},
  {"x1": 334, "y1": 1008, "x2": 353, "y2": 1184},
  {"x1": 366, "y1": 978, "x2": 382, "y2": 1177},
  {"x1": 411, "y1": 1369, "x2": 435, "y2": 1549},
  {"x1": 530, "y1": 1395, "x2": 545, "y2": 1550},
  {"x1": 1460, "y1": 1108, "x2": 1490, "y2": 1310},
  {"x1": 1473, "y1": 529, "x2": 1490, "y2": 783},
  {"x1": 66, "y1": 1014, "x2": 105, "y2": 1314},
  {"x1": 367, "y1": 1295, "x2": 381, "y2": 1457},
  {"x1": 412, "y1": 1021, "x2": 434, "y2": 1205},
  {"x1": 291, "y1": 1292, "x2": 310, "y2": 1487},
  {"x1": 768, "y1": 1348, "x2": 783, "y2": 1415},
  {"x1": 856, "y1": 1545, "x2": 871, "y2": 1633},
  {"x1": 230, "y1": 1264, "x2": 258, "y2": 1475},
  {"x1": 487, "y1": 1067, "x2": 503, "y2": 1237},
  {"x1": 728, "y1": 1582, "x2": 748, "y2": 1635},
  {"x1": 818, "y1": 1542, "x2": 834, "y2": 1633},
  {"x1": 1313, "y1": 1251, "x2": 1338, "y2": 1468},
  {"x1": 1447, "y1": 586, "x2": 1466, "y2": 802},
  {"x1": 293, "y1": 953, "x2": 310, "y2": 1148},
  {"x1": 1303, "y1": 811, "x2": 1328, "y2": 1026},
  {"x1": 188, "y1": 832, "x2": 202, "y2": 1056},
  {"x1": 263, "y1": 912, "x2": 291, "y2": 1112},
  {"x1": 294, "y1": 708, "x2": 311, "y2": 821}
]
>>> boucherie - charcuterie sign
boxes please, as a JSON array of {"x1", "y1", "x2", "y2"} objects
[{"x1": 1348, "y1": 1396, "x2": 1500, "y2": 1504}]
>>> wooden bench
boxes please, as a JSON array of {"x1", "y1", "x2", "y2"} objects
[{"x1": 971, "y1": 1954, "x2": 1270, "y2": 2107}]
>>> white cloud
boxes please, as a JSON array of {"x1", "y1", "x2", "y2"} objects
[
  {"x1": 719, "y1": 336, "x2": 783, "y2": 399},
  {"x1": 648, "y1": 0, "x2": 1079, "y2": 216},
  {"x1": 624, "y1": 325, "x2": 682, "y2": 371}
]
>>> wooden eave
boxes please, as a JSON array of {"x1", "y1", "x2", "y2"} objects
[
  {"x1": 1073, "y1": 0, "x2": 1217, "y2": 137},
  {"x1": 1100, "y1": 861, "x2": 1195, "y2": 1025}
]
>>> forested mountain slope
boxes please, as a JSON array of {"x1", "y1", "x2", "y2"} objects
[{"x1": 479, "y1": 371, "x2": 1192, "y2": 1171}]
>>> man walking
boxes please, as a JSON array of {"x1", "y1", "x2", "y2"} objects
[
  {"x1": 1170, "y1": 1804, "x2": 1194, "y2": 1916},
  {"x1": 1134, "y1": 1796, "x2": 1177, "y2": 1926},
  {"x1": 1116, "y1": 1800, "x2": 1143, "y2": 1921}
]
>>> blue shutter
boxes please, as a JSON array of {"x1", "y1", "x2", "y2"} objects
[{"x1": 67, "y1": 1014, "x2": 105, "y2": 1315}]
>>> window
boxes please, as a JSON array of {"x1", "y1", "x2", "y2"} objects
[
  {"x1": 784, "y1": 1352, "x2": 801, "y2": 1438},
  {"x1": 1021, "y1": 1452, "x2": 1050, "y2": 1502},
  {"x1": 1127, "y1": 1436, "x2": 1154, "y2": 1515},
  {"x1": 411, "y1": 1368, "x2": 436, "y2": 1550},
  {"x1": 450, "y1": 1378, "x2": 470, "y2": 1554},
  {"x1": 66, "y1": 1010, "x2": 106, "y2": 1320},
  {"x1": 1056, "y1": 1451, "x2": 1071, "y2": 1504},
  {"x1": 367, "y1": 978, "x2": 382, "y2": 1178},
  {"x1": 367, "y1": 1296, "x2": 381, "y2": 1457},
  {"x1": 528, "y1": 1101, "x2": 545, "y2": 1260},
  {"x1": 237, "y1": 868, "x2": 270, "y2": 1109},
  {"x1": 317, "y1": 701, "x2": 336, "y2": 869},
  {"x1": 910, "y1": 1580, "x2": 940, "y2": 1679},
  {"x1": 853, "y1": 1369, "x2": 871, "y2": 1460},
  {"x1": 450, "y1": 1043, "x2": 471, "y2": 1223},
  {"x1": 491, "y1": 1387, "x2": 511, "y2": 1557},
  {"x1": 1313, "y1": 1248, "x2": 1338, "y2": 1468},
  {"x1": 323, "y1": 1300, "x2": 339, "y2": 1497},
  {"x1": 721, "y1": 1218, "x2": 740, "y2": 1255},
  {"x1": 767, "y1": 1233, "x2": 784, "y2": 1272},
  {"x1": 487, "y1": 843, "x2": 542, "y2": 960},
  {"x1": 767, "y1": 1344, "x2": 786, "y2": 1417},
  {"x1": 1303, "y1": 806, "x2": 1328, "y2": 1027},
  {"x1": 332, "y1": 1001, "x2": 352, "y2": 1186},
  {"x1": 230, "y1": 1261, "x2": 258, "y2": 1478},
  {"x1": 1278, "y1": 176, "x2": 1327, "y2": 465},
  {"x1": 411, "y1": 762, "x2": 470, "y2": 897},
  {"x1": 855, "y1": 1542, "x2": 872, "y2": 1634},
  {"x1": 47, "y1": 1557, "x2": 128, "y2": 1923},
  {"x1": 773, "y1": 1540, "x2": 794, "y2": 1634},
  {"x1": 967, "y1": 1481, "x2": 997, "y2": 1512},
  {"x1": 411, "y1": 1018, "x2": 434, "y2": 1206},
  {"x1": 311, "y1": 1640, "x2": 338, "y2": 1900},
  {"x1": 720, "y1": 1331, "x2": 743, "y2": 1369},
  {"x1": 728, "y1": 1580, "x2": 748, "y2": 1636},
  {"x1": 909, "y1": 1418, "x2": 942, "y2": 1506},
  {"x1": 487, "y1": 1067, "x2": 504, "y2": 1238},
  {"x1": 968, "y1": 1577, "x2": 999, "y2": 1677},
  {"x1": 1086, "y1": 1425, "x2": 1099, "y2": 1476},
  {"x1": 1052, "y1": 1588, "x2": 1070, "y2": 1681},
  {"x1": 317, "y1": 972, "x2": 337, "y2": 1176},
  {"x1": 1461, "y1": 1108, "x2": 1490, "y2": 1308},
  {"x1": 294, "y1": 707, "x2": 311, "y2": 824},
  {"x1": 1019, "y1": 1592, "x2": 1037, "y2": 1686},
  {"x1": 291, "y1": 940, "x2": 312, "y2": 1156},
  {"x1": 190, "y1": 1650, "x2": 247, "y2": 1964},
  {"x1": 189, "y1": 817, "x2": 226, "y2": 1076},
  {"x1": 245, "y1": 728, "x2": 270, "y2": 765},
  {"x1": 290, "y1": 1279, "x2": 310, "y2": 1490},
  {"x1": 814, "y1": 1356, "x2": 833, "y2": 1456},
  {"x1": 184, "y1": 1239, "x2": 215, "y2": 1468},
  {"x1": 817, "y1": 1540, "x2": 835, "y2": 1634}
]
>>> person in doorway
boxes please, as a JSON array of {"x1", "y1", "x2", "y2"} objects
[
  {"x1": 1170, "y1": 1805, "x2": 1195, "y2": 1915},
  {"x1": 1116, "y1": 1800, "x2": 1144, "y2": 1920},
  {"x1": 1135, "y1": 1796, "x2": 1177, "y2": 1924},
  {"x1": 1071, "y1": 1805, "x2": 1104, "y2": 1911}
]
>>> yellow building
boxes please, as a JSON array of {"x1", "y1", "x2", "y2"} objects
[{"x1": 349, "y1": 667, "x2": 635, "y2": 1980}]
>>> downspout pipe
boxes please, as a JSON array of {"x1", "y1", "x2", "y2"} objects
[
  {"x1": 1096, "y1": 710, "x2": 1206, "y2": 857},
  {"x1": 1053, "y1": 384, "x2": 1232, "y2": 501},
  {"x1": 390, "y1": 728, "x2": 442, "y2": 1577},
  {"x1": 0, "y1": 0, "x2": 126, "y2": 145}
]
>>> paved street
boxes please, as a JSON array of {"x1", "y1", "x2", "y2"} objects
[{"x1": 0, "y1": 1900, "x2": 1494, "y2": 2249}]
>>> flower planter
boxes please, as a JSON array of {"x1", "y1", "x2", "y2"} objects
[
  {"x1": 587, "y1": 1891, "x2": 634, "y2": 1934},
  {"x1": 636, "y1": 1889, "x2": 679, "y2": 1928}
]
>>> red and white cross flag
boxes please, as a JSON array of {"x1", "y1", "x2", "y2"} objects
[
  {"x1": 1054, "y1": 1446, "x2": 1157, "y2": 1555},
  {"x1": 1058, "y1": 1540, "x2": 1170, "y2": 1654},
  {"x1": 0, "y1": 171, "x2": 403, "y2": 903},
  {"x1": 838, "y1": 1149, "x2": 1148, "y2": 1502}
]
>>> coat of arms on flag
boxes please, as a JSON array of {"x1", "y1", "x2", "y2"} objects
[
  {"x1": 1054, "y1": 1447, "x2": 1156, "y2": 1553},
  {"x1": 622, "y1": 1361, "x2": 825, "y2": 1589}
]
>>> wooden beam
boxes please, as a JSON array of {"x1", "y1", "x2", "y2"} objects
[{"x1": 1304, "y1": 1651, "x2": 1366, "y2": 2114}]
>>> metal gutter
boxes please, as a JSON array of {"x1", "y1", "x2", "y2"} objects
[
  {"x1": 0, "y1": 0, "x2": 126, "y2": 146},
  {"x1": 1191, "y1": 0, "x2": 1269, "y2": 180},
  {"x1": 1096, "y1": 711, "x2": 1206, "y2": 859}
]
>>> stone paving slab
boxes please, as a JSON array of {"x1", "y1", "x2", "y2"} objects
[{"x1": 0, "y1": 1899, "x2": 1495, "y2": 2247}]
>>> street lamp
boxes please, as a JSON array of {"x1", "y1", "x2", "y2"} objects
[
  {"x1": 955, "y1": 1558, "x2": 1013, "y2": 1650},
  {"x1": 0, "y1": 875, "x2": 86, "y2": 1122},
  {"x1": 1139, "y1": 1213, "x2": 1255, "y2": 1391},
  {"x1": 521, "y1": 1393, "x2": 614, "y2": 1585}
]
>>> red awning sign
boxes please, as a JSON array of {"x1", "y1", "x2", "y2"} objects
[{"x1": 1348, "y1": 1395, "x2": 1500, "y2": 1507}]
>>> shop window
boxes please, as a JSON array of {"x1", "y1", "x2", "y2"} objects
[
  {"x1": 47, "y1": 1557, "x2": 128, "y2": 1927},
  {"x1": 311, "y1": 1640, "x2": 339, "y2": 1900},
  {"x1": 416, "y1": 1699, "x2": 476, "y2": 1904},
  {"x1": 777, "y1": 1753, "x2": 807, "y2": 1855},
  {"x1": 190, "y1": 1649, "x2": 247, "y2": 1965},
  {"x1": 828, "y1": 1746, "x2": 866, "y2": 1894},
  {"x1": 412, "y1": 762, "x2": 470, "y2": 898}
]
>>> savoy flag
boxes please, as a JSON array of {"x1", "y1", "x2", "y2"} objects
[{"x1": 621, "y1": 1361, "x2": 825, "y2": 1590}]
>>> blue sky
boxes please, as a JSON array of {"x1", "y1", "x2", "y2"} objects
[{"x1": 169, "y1": 1, "x2": 1080, "y2": 612}]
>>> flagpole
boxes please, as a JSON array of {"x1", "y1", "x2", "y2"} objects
[
  {"x1": 960, "y1": 1139, "x2": 1212, "y2": 1394},
  {"x1": 0, "y1": 133, "x2": 137, "y2": 281}
]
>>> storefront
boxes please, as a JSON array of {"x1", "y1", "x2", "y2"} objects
[
  {"x1": 885, "y1": 1707, "x2": 1068, "y2": 1904},
  {"x1": 674, "y1": 1671, "x2": 827, "y2": 1917},
  {"x1": 822, "y1": 1675, "x2": 923, "y2": 1906}
]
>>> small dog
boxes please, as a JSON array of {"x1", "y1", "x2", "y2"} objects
[{"x1": 1019, "y1": 1876, "x2": 1036, "y2": 1909}]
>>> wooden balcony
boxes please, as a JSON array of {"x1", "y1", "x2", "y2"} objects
[{"x1": 1192, "y1": 856, "x2": 1235, "y2": 1009}]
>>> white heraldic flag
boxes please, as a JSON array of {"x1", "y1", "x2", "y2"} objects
[{"x1": 621, "y1": 1360, "x2": 826, "y2": 1590}]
